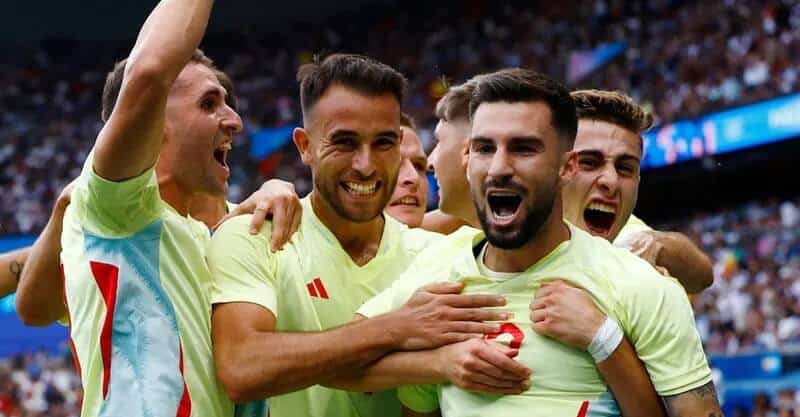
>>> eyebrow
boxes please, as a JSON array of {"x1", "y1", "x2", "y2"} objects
[
  {"x1": 329, "y1": 130, "x2": 400, "y2": 140},
  {"x1": 576, "y1": 149, "x2": 641, "y2": 163},
  {"x1": 201, "y1": 86, "x2": 227, "y2": 100},
  {"x1": 470, "y1": 135, "x2": 545, "y2": 144}
]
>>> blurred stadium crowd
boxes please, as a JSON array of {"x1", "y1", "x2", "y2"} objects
[{"x1": 2, "y1": 0, "x2": 800, "y2": 416}]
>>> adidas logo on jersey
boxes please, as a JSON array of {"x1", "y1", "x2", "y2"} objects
[{"x1": 306, "y1": 277, "x2": 329, "y2": 299}]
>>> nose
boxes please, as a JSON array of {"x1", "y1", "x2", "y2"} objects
[
  {"x1": 352, "y1": 145, "x2": 376, "y2": 178},
  {"x1": 221, "y1": 106, "x2": 243, "y2": 135},
  {"x1": 427, "y1": 144, "x2": 439, "y2": 174},
  {"x1": 487, "y1": 147, "x2": 514, "y2": 180},
  {"x1": 596, "y1": 162, "x2": 619, "y2": 195},
  {"x1": 397, "y1": 158, "x2": 419, "y2": 189}
]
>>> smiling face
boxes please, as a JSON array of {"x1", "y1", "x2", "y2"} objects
[
  {"x1": 468, "y1": 101, "x2": 568, "y2": 249},
  {"x1": 562, "y1": 119, "x2": 642, "y2": 241},
  {"x1": 294, "y1": 84, "x2": 402, "y2": 223},
  {"x1": 161, "y1": 63, "x2": 243, "y2": 197},
  {"x1": 386, "y1": 127, "x2": 429, "y2": 227}
]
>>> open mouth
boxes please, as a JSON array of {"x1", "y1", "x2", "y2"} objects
[
  {"x1": 487, "y1": 191, "x2": 522, "y2": 223},
  {"x1": 390, "y1": 196, "x2": 419, "y2": 207},
  {"x1": 583, "y1": 202, "x2": 616, "y2": 236},
  {"x1": 213, "y1": 142, "x2": 231, "y2": 169},
  {"x1": 342, "y1": 181, "x2": 380, "y2": 197}
]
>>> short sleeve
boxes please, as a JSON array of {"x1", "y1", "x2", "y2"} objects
[
  {"x1": 397, "y1": 384, "x2": 440, "y2": 414},
  {"x1": 613, "y1": 214, "x2": 653, "y2": 246},
  {"x1": 71, "y1": 151, "x2": 162, "y2": 237},
  {"x1": 615, "y1": 255, "x2": 712, "y2": 396},
  {"x1": 207, "y1": 215, "x2": 279, "y2": 316}
]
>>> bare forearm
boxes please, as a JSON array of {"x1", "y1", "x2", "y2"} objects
[
  {"x1": 16, "y1": 210, "x2": 67, "y2": 326},
  {"x1": 326, "y1": 349, "x2": 445, "y2": 392},
  {"x1": 596, "y1": 338, "x2": 666, "y2": 417},
  {"x1": 95, "y1": 0, "x2": 214, "y2": 180},
  {"x1": 654, "y1": 232, "x2": 713, "y2": 294},
  {"x1": 662, "y1": 381, "x2": 722, "y2": 417},
  {"x1": 216, "y1": 315, "x2": 400, "y2": 402},
  {"x1": 131, "y1": 0, "x2": 213, "y2": 75},
  {"x1": 0, "y1": 248, "x2": 29, "y2": 298}
]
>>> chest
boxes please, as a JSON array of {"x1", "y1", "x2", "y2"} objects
[{"x1": 274, "y1": 236, "x2": 416, "y2": 332}]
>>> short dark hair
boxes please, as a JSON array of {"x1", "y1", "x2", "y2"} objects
[
  {"x1": 434, "y1": 75, "x2": 482, "y2": 123},
  {"x1": 297, "y1": 53, "x2": 407, "y2": 122},
  {"x1": 571, "y1": 89, "x2": 652, "y2": 151},
  {"x1": 400, "y1": 112, "x2": 416, "y2": 130},
  {"x1": 101, "y1": 49, "x2": 232, "y2": 122},
  {"x1": 470, "y1": 68, "x2": 577, "y2": 149}
]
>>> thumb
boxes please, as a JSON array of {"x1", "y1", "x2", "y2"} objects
[{"x1": 423, "y1": 281, "x2": 465, "y2": 295}]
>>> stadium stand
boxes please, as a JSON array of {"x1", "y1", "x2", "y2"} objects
[{"x1": 1, "y1": 0, "x2": 800, "y2": 416}]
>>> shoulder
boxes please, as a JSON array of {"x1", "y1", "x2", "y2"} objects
[
  {"x1": 212, "y1": 214, "x2": 273, "y2": 248},
  {"x1": 574, "y1": 226, "x2": 677, "y2": 291}
]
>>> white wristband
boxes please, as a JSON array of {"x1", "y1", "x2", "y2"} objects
[{"x1": 587, "y1": 316, "x2": 623, "y2": 363}]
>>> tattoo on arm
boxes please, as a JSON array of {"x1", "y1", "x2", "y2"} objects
[
  {"x1": 10, "y1": 260, "x2": 23, "y2": 283},
  {"x1": 662, "y1": 381, "x2": 722, "y2": 417}
]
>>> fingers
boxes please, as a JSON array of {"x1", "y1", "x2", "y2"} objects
[
  {"x1": 420, "y1": 282, "x2": 465, "y2": 295},
  {"x1": 269, "y1": 202, "x2": 291, "y2": 252},
  {"x1": 250, "y1": 201, "x2": 272, "y2": 234},
  {"x1": 460, "y1": 381, "x2": 529, "y2": 395},
  {"x1": 444, "y1": 307, "x2": 509, "y2": 323},
  {"x1": 445, "y1": 321, "x2": 502, "y2": 336},
  {"x1": 440, "y1": 293, "x2": 507, "y2": 308},
  {"x1": 475, "y1": 344, "x2": 531, "y2": 380}
]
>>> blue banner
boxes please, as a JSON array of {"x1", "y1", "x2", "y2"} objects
[
  {"x1": 249, "y1": 125, "x2": 296, "y2": 160},
  {"x1": 642, "y1": 93, "x2": 800, "y2": 169},
  {"x1": 567, "y1": 42, "x2": 627, "y2": 84}
]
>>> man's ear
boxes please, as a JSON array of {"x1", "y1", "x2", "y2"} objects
[
  {"x1": 560, "y1": 150, "x2": 577, "y2": 180},
  {"x1": 293, "y1": 127, "x2": 312, "y2": 165}
]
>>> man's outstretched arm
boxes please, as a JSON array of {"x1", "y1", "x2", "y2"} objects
[
  {"x1": 15, "y1": 182, "x2": 75, "y2": 326},
  {"x1": 212, "y1": 282, "x2": 507, "y2": 403},
  {"x1": 653, "y1": 231, "x2": 714, "y2": 293},
  {"x1": 93, "y1": 0, "x2": 214, "y2": 181},
  {"x1": 617, "y1": 230, "x2": 713, "y2": 294},
  {"x1": 0, "y1": 248, "x2": 28, "y2": 299}
]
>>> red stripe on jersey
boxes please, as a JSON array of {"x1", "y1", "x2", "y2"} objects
[
  {"x1": 576, "y1": 400, "x2": 589, "y2": 417},
  {"x1": 61, "y1": 264, "x2": 84, "y2": 404},
  {"x1": 314, "y1": 278, "x2": 329, "y2": 299},
  {"x1": 89, "y1": 261, "x2": 120, "y2": 399},
  {"x1": 307, "y1": 282, "x2": 318, "y2": 297},
  {"x1": 176, "y1": 345, "x2": 192, "y2": 417}
]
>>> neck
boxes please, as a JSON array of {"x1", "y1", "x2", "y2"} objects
[
  {"x1": 310, "y1": 191, "x2": 385, "y2": 266},
  {"x1": 460, "y1": 203, "x2": 480, "y2": 229},
  {"x1": 156, "y1": 162, "x2": 198, "y2": 217},
  {"x1": 483, "y1": 199, "x2": 570, "y2": 273},
  {"x1": 188, "y1": 194, "x2": 227, "y2": 229}
]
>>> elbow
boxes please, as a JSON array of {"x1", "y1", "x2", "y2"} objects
[
  {"x1": 122, "y1": 58, "x2": 174, "y2": 94},
  {"x1": 217, "y1": 363, "x2": 276, "y2": 403},
  {"x1": 16, "y1": 301, "x2": 57, "y2": 327}
]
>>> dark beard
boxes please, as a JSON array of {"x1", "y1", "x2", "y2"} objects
[{"x1": 473, "y1": 181, "x2": 557, "y2": 249}]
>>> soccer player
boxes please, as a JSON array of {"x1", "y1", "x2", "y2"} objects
[
  {"x1": 208, "y1": 54, "x2": 516, "y2": 417},
  {"x1": 386, "y1": 113, "x2": 429, "y2": 228},
  {"x1": 360, "y1": 68, "x2": 721, "y2": 417},
  {"x1": 11, "y1": 55, "x2": 299, "y2": 328},
  {"x1": 563, "y1": 89, "x2": 712, "y2": 291},
  {"x1": 56, "y1": 1, "x2": 300, "y2": 416},
  {"x1": 425, "y1": 80, "x2": 712, "y2": 293}
]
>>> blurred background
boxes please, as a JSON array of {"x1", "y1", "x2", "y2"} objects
[{"x1": 1, "y1": 0, "x2": 800, "y2": 415}]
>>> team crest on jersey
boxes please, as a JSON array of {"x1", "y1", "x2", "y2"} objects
[{"x1": 484, "y1": 322, "x2": 525, "y2": 348}]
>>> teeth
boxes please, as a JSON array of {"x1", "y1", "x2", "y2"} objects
[
  {"x1": 398, "y1": 197, "x2": 418, "y2": 205},
  {"x1": 217, "y1": 143, "x2": 232, "y2": 152},
  {"x1": 345, "y1": 182, "x2": 377, "y2": 196},
  {"x1": 587, "y1": 202, "x2": 615, "y2": 213}
]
